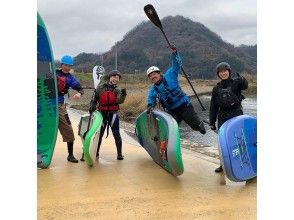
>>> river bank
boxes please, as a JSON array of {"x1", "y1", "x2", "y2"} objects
[{"x1": 69, "y1": 73, "x2": 256, "y2": 123}]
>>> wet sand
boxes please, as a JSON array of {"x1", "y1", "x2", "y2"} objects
[{"x1": 38, "y1": 111, "x2": 256, "y2": 220}]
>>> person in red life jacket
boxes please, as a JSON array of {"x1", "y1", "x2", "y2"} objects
[
  {"x1": 209, "y1": 62, "x2": 248, "y2": 173},
  {"x1": 57, "y1": 55, "x2": 84, "y2": 163},
  {"x1": 89, "y1": 70, "x2": 127, "y2": 160}
]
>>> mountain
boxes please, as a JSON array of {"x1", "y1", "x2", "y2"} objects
[
  {"x1": 73, "y1": 16, "x2": 256, "y2": 79},
  {"x1": 237, "y1": 44, "x2": 257, "y2": 60}
]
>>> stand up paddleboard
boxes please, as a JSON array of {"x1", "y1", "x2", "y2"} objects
[
  {"x1": 218, "y1": 115, "x2": 257, "y2": 182},
  {"x1": 37, "y1": 13, "x2": 58, "y2": 168},
  {"x1": 78, "y1": 111, "x2": 103, "y2": 166},
  {"x1": 135, "y1": 110, "x2": 184, "y2": 176}
]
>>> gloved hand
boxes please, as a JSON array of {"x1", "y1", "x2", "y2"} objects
[
  {"x1": 169, "y1": 44, "x2": 177, "y2": 52},
  {"x1": 233, "y1": 72, "x2": 242, "y2": 80},
  {"x1": 199, "y1": 122, "x2": 206, "y2": 135},
  {"x1": 121, "y1": 88, "x2": 127, "y2": 96},
  {"x1": 210, "y1": 124, "x2": 217, "y2": 131},
  {"x1": 146, "y1": 106, "x2": 154, "y2": 114},
  {"x1": 200, "y1": 128, "x2": 206, "y2": 135}
]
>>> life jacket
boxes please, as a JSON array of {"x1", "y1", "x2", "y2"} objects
[
  {"x1": 57, "y1": 75, "x2": 66, "y2": 92},
  {"x1": 217, "y1": 85, "x2": 241, "y2": 109},
  {"x1": 154, "y1": 78, "x2": 186, "y2": 109},
  {"x1": 56, "y1": 70, "x2": 69, "y2": 95},
  {"x1": 98, "y1": 85, "x2": 119, "y2": 111}
]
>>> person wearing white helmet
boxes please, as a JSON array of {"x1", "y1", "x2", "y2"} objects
[
  {"x1": 57, "y1": 55, "x2": 84, "y2": 163},
  {"x1": 146, "y1": 45, "x2": 206, "y2": 135}
]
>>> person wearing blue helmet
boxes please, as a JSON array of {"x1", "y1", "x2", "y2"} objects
[
  {"x1": 146, "y1": 45, "x2": 206, "y2": 135},
  {"x1": 57, "y1": 55, "x2": 84, "y2": 163}
]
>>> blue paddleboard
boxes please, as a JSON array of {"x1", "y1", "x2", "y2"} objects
[{"x1": 218, "y1": 115, "x2": 257, "y2": 182}]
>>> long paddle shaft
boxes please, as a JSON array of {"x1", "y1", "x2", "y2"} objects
[
  {"x1": 80, "y1": 89, "x2": 96, "y2": 161},
  {"x1": 144, "y1": 4, "x2": 206, "y2": 111}
]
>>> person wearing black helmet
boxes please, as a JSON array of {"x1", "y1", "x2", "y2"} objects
[
  {"x1": 209, "y1": 62, "x2": 248, "y2": 173},
  {"x1": 89, "y1": 70, "x2": 127, "y2": 160},
  {"x1": 57, "y1": 55, "x2": 84, "y2": 163}
]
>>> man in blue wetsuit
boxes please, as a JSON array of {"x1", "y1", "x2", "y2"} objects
[
  {"x1": 146, "y1": 46, "x2": 206, "y2": 135},
  {"x1": 56, "y1": 55, "x2": 84, "y2": 163}
]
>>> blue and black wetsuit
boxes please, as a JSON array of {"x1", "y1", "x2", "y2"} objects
[
  {"x1": 56, "y1": 69, "x2": 84, "y2": 104},
  {"x1": 147, "y1": 53, "x2": 205, "y2": 134}
]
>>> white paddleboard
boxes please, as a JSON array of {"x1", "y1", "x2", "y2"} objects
[{"x1": 92, "y1": 65, "x2": 105, "y2": 88}]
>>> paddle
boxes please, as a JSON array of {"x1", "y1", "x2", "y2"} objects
[{"x1": 144, "y1": 4, "x2": 206, "y2": 111}]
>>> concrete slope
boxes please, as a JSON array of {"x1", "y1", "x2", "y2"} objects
[{"x1": 38, "y1": 110, "x2": 256, "y2": 220}]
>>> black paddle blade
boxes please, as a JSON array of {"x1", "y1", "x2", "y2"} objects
[{"x1": 144, "y1": 4, "x2": 162, "y2": 29}]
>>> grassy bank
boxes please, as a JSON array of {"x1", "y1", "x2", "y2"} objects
[{"x1": 69, "y1": 72, "x2": 256, "y2": 122}]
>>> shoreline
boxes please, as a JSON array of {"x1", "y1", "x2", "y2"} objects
[{"x1": 68, "y1": 72, "x2": 256, "y2": 122}]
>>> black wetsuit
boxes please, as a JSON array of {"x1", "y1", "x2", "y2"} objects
[{"x1": 209, "y1": 76, "x2": 248, "y2": 129}]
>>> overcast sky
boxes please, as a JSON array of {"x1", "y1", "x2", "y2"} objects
[{"x1": 38, "y1": 0, "x2": 256, "y2": 60}]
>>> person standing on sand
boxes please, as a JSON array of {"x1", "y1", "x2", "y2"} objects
[
  {"x1": 89, "y1": 70, "x2": 127, "y2": 160},
  {"x1": 146, "y1": 45, "x2": 206, "y2": 135},
  {"x1": 209, "y1": 62, "x2": 248, "y2": 173},
  {"x1": 57, "y1": 55, "x2": 84, "y2": 163}
]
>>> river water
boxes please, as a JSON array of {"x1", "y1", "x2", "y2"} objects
[
  {"x1": 179, "y1": 95, "x2": 257, "y2": 148},
  {"x1": 69, "y1": 93, "x2": 257, "y2": 151}
]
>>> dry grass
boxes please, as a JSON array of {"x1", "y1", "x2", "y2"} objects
[
  {"x1": 119, "y1": 91, "x2": 147, "y2": 122},
  {"x1": 241, "y1": 73, "x2": 257, "y2": 97}
]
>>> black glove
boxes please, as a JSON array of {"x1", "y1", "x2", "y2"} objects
[
  {"x1": 169, "y1": 44, "x2": 177, "y2": 52},
  {"x1": 233, "y1": 72, "x2": 242, "y2": 80},
  {"x1": 199, "y1": 122, "x2": 206, "y2": 135},
  {"x1": 210, "y1": 124, "x2": 216, "y2": 131},
  {"x1": 121, "y1": 88, "x2": 127, "y2": 96},
  {"x1": 200, "y1": 129, "x2": 206, "y2": 135},
  {"x1": 146, "y1": 106, "x2": 154, "y2": 114}
]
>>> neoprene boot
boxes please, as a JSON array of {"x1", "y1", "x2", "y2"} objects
[
  {"x1": 113, "y1": 130, "x2": 124, "y2": 160},
  {"x1": 117, "y1": 155, "x2": 124, "y2": 160},
  {"x1": 67, "y1": 142, "x2": 78, "y2": 163},
  {"x1": 215, "y1": 166, "x2": 223, "y2": 173}
]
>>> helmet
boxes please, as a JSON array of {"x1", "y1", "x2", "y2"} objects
[
  {"x1": 216, "y1": 62, "x2": 231, "y2": 76},
  {"x1": 147, "y1": 66, "x2": 160, "y2": 77},
  {"x1": 61, "y1": 55, "x2": 74, "y2": 66},
  {"x1": 108, "y1": 70, "x2": 121, "y2": 78}
]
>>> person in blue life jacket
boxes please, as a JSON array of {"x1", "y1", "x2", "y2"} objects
[
  {"x1": 56, "y1": 55, "x2": 84, "y2": 163},
  {"x1": 146, "y1": 45, "x2": 206, "y2": 135},
  {"x1": 209, "y1": 62, "x2": 248, "y2": 173},
  {"x1": 89, "y1": 70, "x2": 127, "y2": 160}
]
